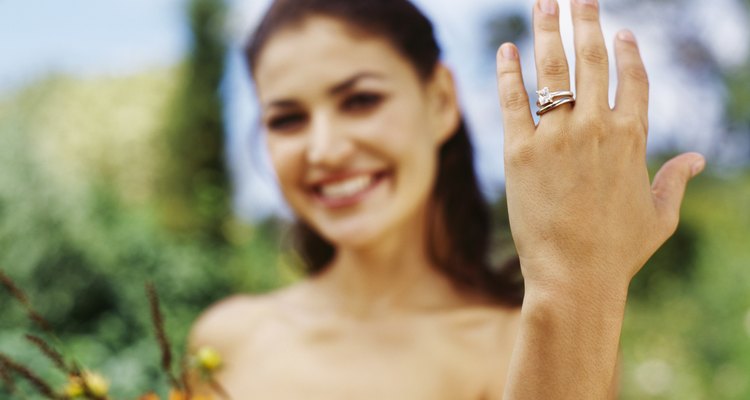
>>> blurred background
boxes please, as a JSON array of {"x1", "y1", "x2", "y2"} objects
[{"x1": 0, "y1": 0, "x2": 748, "y2": 398}]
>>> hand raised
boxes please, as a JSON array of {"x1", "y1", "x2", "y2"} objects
[{"x1": 495, "y1": 0, "x2": 705, "y2": 294}]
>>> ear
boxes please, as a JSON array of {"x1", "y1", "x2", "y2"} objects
[{"x1": 427, "y1": 63, "x2": 461, "y2": 145}]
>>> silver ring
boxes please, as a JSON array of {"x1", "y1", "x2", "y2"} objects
[
  {"x1": 536, "y1": 87, "x2": 575, "y2": 107},
  {"x1": 536, "y1": 96, "x2": 576, "y2": 116}
]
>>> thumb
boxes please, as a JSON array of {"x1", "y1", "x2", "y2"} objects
[{"x1": 651, "y1": 152, "x2": 705, "y2": 226}]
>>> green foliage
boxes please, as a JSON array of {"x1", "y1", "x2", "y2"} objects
[
  {"x1": 158, "y1": 0, "x2": 230, "y2": 241},
  {"x1": 485, "y1": 11, "x2": 529, "y2": 54},
  {"x1": 3, "y1": 70, "x2": 750, "y2": 400},
  {"x1": 727, "y1": 66, "x2": 750, "y2": 135},
  {"x1": 0, "y1": 68, "x2": 292, "y2": 400},
  {"x1": 1, "y1": 0, "x2": 748, "y2": 397},
  {"x1": 621, "y1": 170, "x2": 750, "y2": 399}
]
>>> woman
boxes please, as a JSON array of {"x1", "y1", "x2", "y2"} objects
[{"x1": 189, "y1": 0, "x2": 705, "y2": 398}]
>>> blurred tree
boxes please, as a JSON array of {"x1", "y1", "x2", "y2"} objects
[
  {"x1": 629, "y1": 219, "x2": 701, "y2": 299},
  {"x1": 605, "y1": 0, "x2": 750, "y2": 163},
  {"x1": 158, "y1": 0, "x2": 230, "y2": 242},
  {"x1": 726, "y1": 62, "x2": 750, "y2": 161},
  {"x1": 627, "y1": 153, "x2": 703, "y2": 300},
  {"x1": 485, "y1": 10, "x2": 529, "y2": 55}
]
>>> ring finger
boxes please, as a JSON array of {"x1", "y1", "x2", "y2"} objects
[{"x1": 533, "y1": 0, "x2": 572, "y2": 107}]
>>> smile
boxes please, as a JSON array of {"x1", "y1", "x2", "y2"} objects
[{"x1": 311, "y1": 171, "x2": 389, "y2": 208}]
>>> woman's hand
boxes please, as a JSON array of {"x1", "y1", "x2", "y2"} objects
[
  {"x1": 495, "y1": 0, "x2": 704, "y2": 398},
  {"x1": 496, "y1": 0, "x2": 705, "y2": 296}
]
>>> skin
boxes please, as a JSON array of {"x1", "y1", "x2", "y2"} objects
[
  {"x1": 190, "y1": 15, "x2": 520, "y2": 399},
  {"x1": 498, "y1": 0, "x2": 703, "y2": 398},
  {"x1": 190, "y1": 0, "x2": 704, "y2": 398}
]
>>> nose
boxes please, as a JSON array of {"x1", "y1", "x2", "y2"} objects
[{"x1": 306, "y1": 112, "x2": 355, "y2": 167}]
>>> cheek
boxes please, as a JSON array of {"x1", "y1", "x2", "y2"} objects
[
  {"x1": 363, "y1": 97, "x2": 436, "y2": 152},
  {"x1": 385, "y1": 110, "x2": 439, "y2": 171},
  {"x1": 363, "y1": 104, "x2": 441, "y2": 204},
  {"x1": 266, "y1": 136, "x2": 306, "y2": 194}
]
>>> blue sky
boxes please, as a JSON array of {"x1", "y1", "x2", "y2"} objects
[{"x1": 0, "y1": 0, "x2": 187, "y2": 93}]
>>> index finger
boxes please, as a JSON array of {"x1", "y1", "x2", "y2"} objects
[
  {"x1": 496, "y1": 43, "x2": 535, "y2": 145},
  {"x1": 613, "y1": 30, "x2": 649, "y2": 131}
]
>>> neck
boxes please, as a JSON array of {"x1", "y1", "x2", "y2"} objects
[{"x1": 309, "y1": 211, "x2": 469, "y2": 319}]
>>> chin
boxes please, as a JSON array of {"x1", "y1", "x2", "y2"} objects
[{"x1": 315, "y1": 217, "x2": 390, "y2": 250}]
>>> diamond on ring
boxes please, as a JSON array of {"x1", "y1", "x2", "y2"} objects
[
  {"x1": 535, "y1": 87, "x2": 576, "y2": 115},
  {"x1": 537, "y1": 87, "x2": 553, "y2": 106},
  {"x1": 536, "y1": 87, "x2": 575, "y2": 107}
]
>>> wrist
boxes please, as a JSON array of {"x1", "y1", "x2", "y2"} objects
[
  {"x1": 510, "y1": 273, "x2": 627, "y2": 400},
  {"x1": 523, "y1": 282, "x2": 628, "y2": 319},
  {"x1": 521, "y1": 268, "x2": 629, "y2": 319}
]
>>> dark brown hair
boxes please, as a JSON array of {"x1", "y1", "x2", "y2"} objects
[{"x1": 246, "y1": 0, "x2": 523, "y2": 306}]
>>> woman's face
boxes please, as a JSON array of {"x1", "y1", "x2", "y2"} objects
[{"x1": 254, "y1": 16, "x2": 458, "y2": 249}]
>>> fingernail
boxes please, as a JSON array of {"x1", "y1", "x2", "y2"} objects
[
  {"x1": 690, "y1": 158, "x2": 706, "y2": 177},
  {"x1": 576, "y1": 0, "x2": 598, "y2": 7},
  {"x1": 617, "y1": 30, "x2": 637, "y2": 44},
  {"x1": 501, "y1": 43, "x2": 518, "y2": 60},
  {"x1": 540, "y1": 0, "x2": 557, "y2": 15}
]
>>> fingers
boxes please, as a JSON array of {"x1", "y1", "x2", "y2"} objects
[
  {"x1": 614, "y1": 30, "x2": 649, "y2": 130},
  {"x1": 651, "y1": 152, "x2": 706, "y2": 232},
  {"x1": 571, "y1": 0, "x2": 609, "y2": 109},
  {"x1": 496, "y1": 43, "x2": 535, "y2": 144},
  {"x1": 533, "y1": 0, "x2": 571, "y2": 93}
]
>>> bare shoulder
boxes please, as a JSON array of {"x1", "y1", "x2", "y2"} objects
[
  {"x1": 187, "y1": 284, "x2": 304, "y2": 354},
  {"x1": 188, "y1": 295, "x2": 261, "y2": 346},
  {"x1": 460, "y1": 302, "x2": 521, "y2": 343},
  {"x1": 188, "y1": 295, "x2": 264, "y2": 355},
  {"x1": 462, "y1": 304, "x2": 520, "y2": 400},
  {"x1": 480, "y1": 303, "x2": 521, "y2": 353},
  {"x1": 428, "y1": 297, "x2": 522, "y2": 357},
  {"x1": 442, "y1": 297, "x2": 522, "y2": 333}
]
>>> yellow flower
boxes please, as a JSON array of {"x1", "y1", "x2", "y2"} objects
[
  {"x1": 195, "y1": 347, "x2": 222, "y2": 372},
  {"x1": 168, "y1": 389, "x2": 187, "y2": 400},
  {"x1": 63, "y1": 376, "x2": 84, "y2": 398},
  {"x1": 82, "y1": 370, "x2": 109, "y2": 398},
  {"x1": 168, "y1": 390, "x2": 214, "y2": 400}
]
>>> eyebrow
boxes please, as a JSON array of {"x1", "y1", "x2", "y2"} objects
[
  {"x1": 328, "y1": 72, "x2": 384, "y2": 95},
  {"x1": 264, "y1": 72, "x2": 385, "y2": 110}
]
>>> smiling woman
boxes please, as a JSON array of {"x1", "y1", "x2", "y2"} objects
[
  {"x1": 188, "y1": 0, "x2": 705, "y2": 398},
  {"x1": 249, "y1": 1, "x2": 524, "y2": 305}
]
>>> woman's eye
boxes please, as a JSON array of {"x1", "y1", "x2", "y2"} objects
[
  {"x1": 267, "y1": 114, "x2": 306, "y2": 132},
  {"x1": 342, "y1": 93, "x2": 383, "y2": 112}
]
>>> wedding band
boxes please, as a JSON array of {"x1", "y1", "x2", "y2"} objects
[{"x1": 536, "y1": 96, "x2": 576, "y2": 116}]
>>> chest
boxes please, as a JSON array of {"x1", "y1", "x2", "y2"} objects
[{"x1": 216, "y1": 315, "x2": 514, "y2": 400}]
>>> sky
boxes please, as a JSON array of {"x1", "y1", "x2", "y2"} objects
[
  {"x1": 0, "y1": 0, "x2": 188, "y2": 93},
  {"x1": 1, "y1": 0, "x2": 748, "y2": 220}
]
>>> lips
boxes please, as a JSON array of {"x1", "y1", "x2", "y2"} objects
[
  {"x1": 320, "y1": 174, "x2": 373, "y2": 198},
  {"x1": 309, "y1": 170, "x2": 389, "y2": 208}
]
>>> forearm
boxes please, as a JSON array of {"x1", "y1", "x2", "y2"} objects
[{"x1": 503, "y1": 279, "x2": 628, "y2": 399}]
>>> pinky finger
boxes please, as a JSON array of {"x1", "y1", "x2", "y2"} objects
[
  {"x1": 613, "y1": 30, "x2": 649, "y2": 130},
  {"x1": 496, "y1": 43, "x2": 535, "y2": 146}
]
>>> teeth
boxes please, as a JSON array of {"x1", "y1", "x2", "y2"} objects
[{"x1": 320, "y1": 175, "x2": 374, "y2": 199}]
